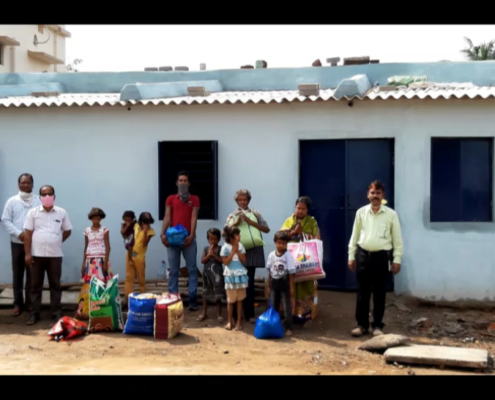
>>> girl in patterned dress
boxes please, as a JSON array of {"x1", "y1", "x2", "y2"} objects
[
  {"x1": 81, "y1": 207, "x2": 113, "y2": 283},
  {"x1": 221, "y1": 225, "x2": 248, "y2": 331},
  {"x1": 198, "y1": 228, "x2": 225, "y2": 323}
]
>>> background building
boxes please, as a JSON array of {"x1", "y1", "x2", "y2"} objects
[
  {"x1": 1, "y1": 61, "x2": 495, "y2": 301},
  {"x1": 0, "y1": 25, "x2": 70, "y2": 73}
]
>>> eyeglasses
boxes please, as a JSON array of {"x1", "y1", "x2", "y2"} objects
[{"x1": 40, "y1": 193, "x2": 54, "y2": 197}]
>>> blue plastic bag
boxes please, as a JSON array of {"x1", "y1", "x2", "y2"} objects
[
  {"x1": 165, "y1": 224, "x2": 189, "y2": 247},
  {"x1": 123, "y1": 294, "x2": 157, "y2": 336},
  {"x1": 254, "y1": 307, "x2": 285, "y2": 339}
]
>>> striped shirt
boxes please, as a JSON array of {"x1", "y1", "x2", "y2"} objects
[
  {"x1": 1, "y1": 195, "x2": 41, "y2": 244},
  {"x1": 348, "y1": 204, "x2": 404, "y2": 264}
]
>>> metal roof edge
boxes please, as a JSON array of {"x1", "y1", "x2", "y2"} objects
[{"x1": 2, "y1": 87, "x2": 495, "y2": 108}]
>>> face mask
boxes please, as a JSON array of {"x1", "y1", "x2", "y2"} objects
[
  {"x1": 178, "y1": 183, "x2": 189, "y2": 202},
  {"x1": 41, "y1": 195, "x2": 55, "y2": 208},
  {"x1": 18, "y1": 191, "x2": 34, "y2": 205}
]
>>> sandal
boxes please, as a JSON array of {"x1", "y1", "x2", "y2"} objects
[
  {"x1": 224, "y1": 323, "x2": 233, "y2": 331},
  {"x1": 12, "y1": 307, "x2": 21, "y2": 317},
  {"x1": 235, "y1": 325, "x2": 244, "y2": 331},
  {"x1": 197, "y1": 314, "x2": 207, "y2": 322}
]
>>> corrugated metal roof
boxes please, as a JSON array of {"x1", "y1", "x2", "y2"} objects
[{"x1": 1, "y1": 86, "x2": 495, "y2": 108}]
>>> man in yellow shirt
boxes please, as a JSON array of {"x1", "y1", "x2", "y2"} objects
[{"x1": 348, "y1": 180, "x2": 403, "y2": 337}]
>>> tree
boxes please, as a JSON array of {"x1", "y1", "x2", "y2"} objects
[
  {"x1": 461, "y1": 37, "x2": 495, "y2": 61},
  {"x1": 66, "y1": 58, "x2": 83, "y2": 72}
]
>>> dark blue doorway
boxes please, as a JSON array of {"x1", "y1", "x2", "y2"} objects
[{"x1": 299, "y1": 139, "x2": 395, "y2": 291}]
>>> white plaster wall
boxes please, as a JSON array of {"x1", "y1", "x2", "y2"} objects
[
  {"x1": 0, "y1": 99, "x2": 494, "y2": 300},
  {"x1": 0, "y1": 25, "x2": 67, "y2": 73}
]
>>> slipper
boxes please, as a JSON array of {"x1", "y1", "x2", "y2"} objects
[
  {"x1": 235, "y1": 325, "x2": 243, "y2": 331},
  {"x1": 217, "y1": 316, "x2": 224, "y2": 323},
  {"x1": 12, "y1": 307, "x2": 21, "y2": 317},
  {"x1": 224, "y1": 323, "x2": 233, "y2": 331},
  {"x1": 197, "y1": 314, "x2": 206, "y2": 322}
]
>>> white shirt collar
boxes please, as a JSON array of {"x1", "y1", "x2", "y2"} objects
[
  {"x1": 368, "y1": 204, "x2": 385, "y2": 214},
  {"x1": 39, "y1": 205, "x2": 56, "y2": 213}
]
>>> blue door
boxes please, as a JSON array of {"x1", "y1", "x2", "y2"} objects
[{"x1": 299, "y1": 139, "x2": 395, "y2": 291}]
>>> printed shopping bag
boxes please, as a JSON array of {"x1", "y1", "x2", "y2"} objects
[{"x1": 288, "y1": 235, "x2": 325, "y2": 283}]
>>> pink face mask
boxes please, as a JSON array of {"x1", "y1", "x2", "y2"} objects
[{"x1": 41, "y1": 195, "x2": 55, "y2": 207}]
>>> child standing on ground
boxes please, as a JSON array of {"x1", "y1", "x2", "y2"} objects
[
  {"x1": 221, "y1": 225, "x2": 248, "y2": 331},
  {"x1": 121, "y1": 210, "x2": 137, "y2": 267},
  {"x1": 266, "y1": 231, "x2": 296, "y2": 336},
  {"x1": 81, "y1": 207, "x2": 113, "y2": 282},
  {"x1": 77, "y1": 207, "x2": 113, "y2": 320},
  {"x1": 198, "y1": 228, "x2": 225, "y2": 323},
  {"x1": 124, "y1": 212, "x2": 155, "y2": 302}
]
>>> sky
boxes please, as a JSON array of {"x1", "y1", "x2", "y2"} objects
[{"x1": 65, "y1": 25, "x2": 495, "y2": 72}]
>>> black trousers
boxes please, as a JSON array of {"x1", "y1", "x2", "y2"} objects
[
  {"x1": 355, "y1": 246, "x2": 390, "y2": 330},
  {"x1": 270, "y1": 276, "x2": 292, "y2": 330},
  {"x1": 11, "y1": 243, "x2": 31, "y2": 310},
  {"x1": 30, "y1": 257, "x2": 62, "y2": 317}
]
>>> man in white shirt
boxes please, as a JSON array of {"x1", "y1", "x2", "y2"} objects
[
  {"x1": 24, "y1": 185, "x2": 72, "y2": 325},
  {"x1": 1, "y1": 174, "x2": 41, "y2": 317}
]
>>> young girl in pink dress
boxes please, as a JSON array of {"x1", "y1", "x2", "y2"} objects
[{"x1": 81, "y1": 207, "x2": 113, "y2": 282}]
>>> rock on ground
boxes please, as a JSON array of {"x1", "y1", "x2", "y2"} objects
[{"x1": 358, "y1": 334, "x2": 411, "y2": 353}]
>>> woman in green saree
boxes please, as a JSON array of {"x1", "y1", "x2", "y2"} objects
[{"x1": 281, "y1": 196, "x2": 319, "y2": 328}]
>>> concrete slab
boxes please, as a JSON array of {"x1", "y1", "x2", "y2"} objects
[
  {"x1": 0, "y1": 289, "x2": 82, "y2": 305},
  {"x1": 0, "y1": 288, "x2": 14, "y2": 299},
  {"x1": 384, "y1": 345, "x2": 489, "y2": 370},
  {"x1": 61, "y1": 291, "x2": 79, "y2": 304},
  {"x1": 42, "y1": 291, "x2": 50, "y2": 304},
  {"x1": 326, "y1": 57, "x2": 341, "y2": 65},
  {"x1": 18, "y1": 291, "x2": 80, "y2": 305}
]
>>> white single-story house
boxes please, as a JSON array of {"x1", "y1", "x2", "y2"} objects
[{"x1": 1, "y1": 62, "x2": 495, "y2": 301}]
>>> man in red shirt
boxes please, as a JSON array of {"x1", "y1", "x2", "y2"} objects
[{"x1": 161, "y1": 171, "x2": 200, "y2": 310}]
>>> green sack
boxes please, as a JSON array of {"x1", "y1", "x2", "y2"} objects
[
  {"x1": 89, "y1": 275, "x2": 124, "y2": 333},
  {"x1": 229, "y1": 210, "x2": 265, "y2": 250},
  {"x1": 387, "y1": 75, "x2": 428, "y2": 87}
]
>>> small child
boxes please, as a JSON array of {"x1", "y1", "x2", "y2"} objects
[
  {"x1": 221, "y1": 225, "x2": 248, "y2": 331},
  {"x1": 81, "y1": 207, "x2": 113, "y2": 282},
  {"x1": 124, "y1": 212, "x2": 155, "y2": 302},
  {"x1": 266, "y1": 231, "x2": 296, "y2": 336},
  {"x1": 121, "y1": 210, "x2": 137, "y2": 265},
  {"x1": 198, "y1": 228, "x2": 225, "y2": 323}
]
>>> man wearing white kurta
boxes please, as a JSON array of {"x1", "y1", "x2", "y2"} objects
[{"x1": 1, "y1": 174, "x2": 41, "y2": 317}]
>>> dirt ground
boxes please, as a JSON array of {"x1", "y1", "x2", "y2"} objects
[{"x1": 0, "y1": 291, "x2": 493, "y2": 375}]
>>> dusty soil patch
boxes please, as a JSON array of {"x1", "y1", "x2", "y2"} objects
[{"x1": 0, "y1": 292, "x2": 493, "y2": 375}]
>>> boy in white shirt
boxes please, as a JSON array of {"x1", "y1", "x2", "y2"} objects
[{"x1": 266, "y1": 231, "x2": 296, "y2": 336}]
